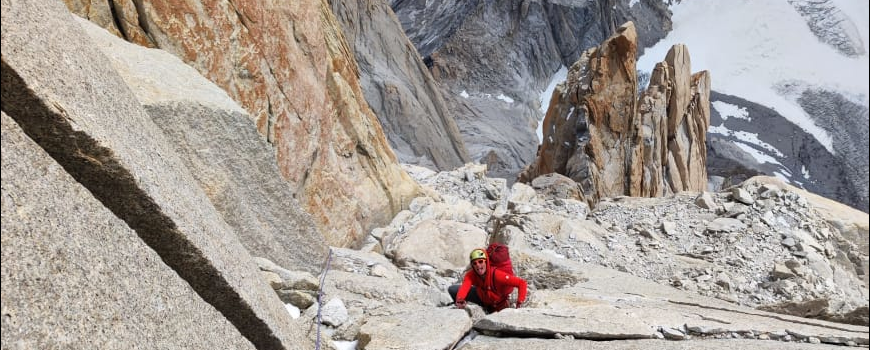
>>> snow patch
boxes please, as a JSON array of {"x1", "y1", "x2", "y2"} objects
[
  {"x1": 773, "y1": 171, "x2": 791, "y2": 182},
  {"x1": 540, "y1": 66, "x2": 568, "y2": 114},
  {"x1": 496, "y1": 93, "x2": 515, "y2": 103},
  {"x1": 712, "y1": 100, "x2": 751, "y2": 121},
  {"x1": 334, "y1": 340, "x2": 358, "y2": 350},
  {"x1": 285, "y1": 304, "x2": 300, "y2": 319},
  {"x1": 733, "y1": 141, "x2": 784, "y2": 167},
  {"x1": 708, "y1": 124, "x2": 785, "y2": 157},
  {"x1": 460, "y1": 90, "x2": 469, "y2": 98}
]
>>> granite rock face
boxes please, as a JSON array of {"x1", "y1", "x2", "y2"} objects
[
  {"x1": 63, "y1": 0, "x2": 421, "y2": 247},
  {"x1": 1, "y1": 1, "x2": 307, "y2": 347},
  {"x1": 5, "y1": 1, "x2": 868, "y2": 349},
  {"x1": 1, "y1": 112, "x2": 255, "y2": 350},
  {"x1": 520, "y1": 22, "x2": 709, "y2": 206},
  {"x1": 78, "y1": 16, "x2": 327, "y2": 274}
]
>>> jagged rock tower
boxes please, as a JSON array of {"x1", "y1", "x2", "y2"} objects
[{"x1": 520, "y1": 22, "x2": 710, "y2": 206}]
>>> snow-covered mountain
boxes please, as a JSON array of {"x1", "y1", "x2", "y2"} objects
[{"x1": 637, "y1": 0, "x2": 869, "y2": 212}]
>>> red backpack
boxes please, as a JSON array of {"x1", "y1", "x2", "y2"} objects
[{"x1": 486, "y1": 242, "x2": 514, "y2": 276}]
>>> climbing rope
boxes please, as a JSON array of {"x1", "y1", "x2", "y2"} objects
[{"x1": 315, "y1": 248, "x2": 333, "y2": 350}]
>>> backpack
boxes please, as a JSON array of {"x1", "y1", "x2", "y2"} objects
[{"x1": 486, "y1": 242, "x2": 514, "y2": 276}]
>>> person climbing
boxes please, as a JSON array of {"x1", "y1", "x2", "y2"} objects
[{"x1": 448, "y1": 248, "x2": 527, "y2": 313}]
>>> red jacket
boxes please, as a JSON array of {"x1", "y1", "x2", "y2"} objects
[{"x1": 456, "y1": 256, "x2": 527, "y2": 311}]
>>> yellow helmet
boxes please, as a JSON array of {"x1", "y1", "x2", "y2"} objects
[{"x1": 469, "y1": 249, "x2": 486, "y2": 262}]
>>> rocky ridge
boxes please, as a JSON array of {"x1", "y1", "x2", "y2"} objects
[
  {"x1": 408, "y1": 165, "x2": 868, "y2": 325},
  {"x1": 521, "y1": 22, "x2": 710, "y2": 206}
]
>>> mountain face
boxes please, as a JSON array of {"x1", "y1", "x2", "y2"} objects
[
  {"x1": 389, "y1": 0, "x2": 868, "y2": 213},
  {"x1": 706, "y1": 91, "x2": 869, "y2": 213},
  {"x1": 329, "y1": 0, "x2": 471, "y2": 171},
  {"x1": 639, "y1": 0, "x2": 868, "y2": 213},
  {"x1": 3, "y1": 0, "x2": 869, "y2": 348},
  {"x1": 390, "y1": 0, "x2": 672, "y2": 179}
]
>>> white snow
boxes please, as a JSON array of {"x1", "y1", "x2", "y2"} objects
[
  {"x1": 733, "y1": 141, "x2": 784, "y2": 166},
  {"x1": 638, "y1": 0, "x2": 869, "y2": 154},
  {"x1": 712, "y1": 101, "x2": 750, "y2": 121},
  {"x1": 334, "y1": 340, "x2": 358, "y2": 350},
  {"x1": 773, "y1": 171, "x2": 791, "y2": 182},
  {"x1": 284, "y1": 303, "x2": 300, "y2": 319},
  {"x1": 538, "y1": 66, "x2": 568, "y2": 144},
  {"x1": 708, "y1": 124, "x2": 785, "y2": 158},
  {"x1": 458, "y1": 90, "x2": 514, "y2": 103}
]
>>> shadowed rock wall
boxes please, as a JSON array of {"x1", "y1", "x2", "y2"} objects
[{"x1": 330, "y1": 0, "x2": 470, "y2": 171}]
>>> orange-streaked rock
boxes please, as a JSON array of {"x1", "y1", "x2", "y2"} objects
[
  {"x1": 521, "y1": 22, "x2": 710, "y2": 207},
  {"x1": 70, "y1": 0, "x2": 420, "y2": 247}
]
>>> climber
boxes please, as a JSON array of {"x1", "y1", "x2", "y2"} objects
[{"x1": 448, "y1": 248, "x2": 527, "y2": 313}]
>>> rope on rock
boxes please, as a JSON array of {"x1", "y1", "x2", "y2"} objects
[{"x1": 315, "y1": 248, "x2": 333, "y2": 350}]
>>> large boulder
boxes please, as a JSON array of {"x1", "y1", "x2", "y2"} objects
[
  {"x1": 78, "y1": 16, "x2": 327, "y2": 273},
  {"x1": 358, "y1": 305, "x2": 471, "y2": 350},
  {"x1": 390, "y1": 219, "x2": 488, "y2": 270},
  {"x1": 1, "y1": 113, "x2": 254, "y2": 349},
  {"x1": 1, "y1": 1, "x2": 306, "y2": 347}
]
